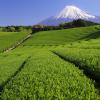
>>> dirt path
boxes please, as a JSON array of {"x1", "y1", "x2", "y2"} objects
[{"x1": 4, "y1": 34, "x2": 32, "y2": 53}]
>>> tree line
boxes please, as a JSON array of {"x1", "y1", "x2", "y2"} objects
[
  {"x1": 0, "y1": 19, "x2": 98, "y2": 33},
  {"x1": 0, "y1": 26, "x2": 32, "y2": 32},
  {"x1": 32, "y1": 19, "x2": 99, "y2": 33}
]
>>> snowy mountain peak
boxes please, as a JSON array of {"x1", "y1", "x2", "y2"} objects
[
  {"x1": 56, "y1": 5, "x2": 95, "y2": 19},
  {"x1": 39, "y1": 5, "x2": 100, "y2": 26}
]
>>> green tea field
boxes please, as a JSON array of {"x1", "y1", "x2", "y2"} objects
[
  {"x1": 0, "y1": 25, "x2": 100, "y2": 99},
  {"x1": 0, "y1": 32, "x2": 28, "y2": 52}
]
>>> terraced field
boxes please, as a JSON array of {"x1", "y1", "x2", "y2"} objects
[
  {"x1": 0, "y1": 32, "x2": 28, "y2": 52},
  {"x1": 23, "y1": 25, "x2": 100, "y2": 46},
  {"x1": 64, "y1": 38, "x2": 100, "y2": 49},
  {"x1": 0, "y1": 25, "x2": 100, "y2": 99},
  {"x1": 0, "y1": 50, "x2": 99, "y2": 99},
  {"x1": 53, "y1": 48, "x2": 100, "y2": 81}
]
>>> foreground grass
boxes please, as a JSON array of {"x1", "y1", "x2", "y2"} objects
[
  {"x1": 1, "y1": 50, "x2": 99, "y2": 99},
  {"x1": 0, "y1": 25, "x2": 100, "y2": 99},
  {"x1": 53, "y1": 48, "x2": 100, "y2": 82},
  {"x1": 0, "y1": 53, "x2": 30, "y2": 87}
]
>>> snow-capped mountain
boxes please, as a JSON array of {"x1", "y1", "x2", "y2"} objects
[
  {"x1": 56, "y1": 5, "x2": 95, "y2": 19},
  {"x1": 39, "y1": 5, "x2": 100, "y2": 26}
]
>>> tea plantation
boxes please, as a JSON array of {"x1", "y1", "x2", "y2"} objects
[
  {"x1": 0, "y1": 32, "x2": 28, "y2": 52},
  {"x1": 0, "y1": 25, "x2": 100, "y2": 99}
]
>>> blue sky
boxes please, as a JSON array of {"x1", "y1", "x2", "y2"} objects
[{"x1": 0, "y1": 0, "x2": 100, "y2": 26}]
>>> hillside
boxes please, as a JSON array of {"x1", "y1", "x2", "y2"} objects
[
  {"x1": 23, "y1": 25, "x2": 100, "y2": 46},
  {"x1": 0, "y1": 25, "x2": 100, "y2": 99},
  {"x1": 0, "y1": 32, "x2": 28, "y2": 52},
  {"x1": 39, "y1": 5, "x2": 100, "y2": 26}
]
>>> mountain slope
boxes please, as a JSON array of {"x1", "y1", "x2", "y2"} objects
[
  {"x1": 39, "y1": 5, "x2": 100, "y2": 26},
  {"x1": 56, "y1": 5, "x2": 95, "y2": 19}
]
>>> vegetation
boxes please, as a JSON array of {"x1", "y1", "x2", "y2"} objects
[
  {"x1": 60, "y1": 19, "x2": 98, "y2": 28},
  {"x1": 32, "y1": 19, "x2": 98, "y2": 33},
  {"x1": 1, "y1": 50, "x2": 100, "y2": 99},
  {"x1": 0, "y1": 25, "x2": 100, "y2": 99},
  {"x1": 0, "y1": 26, "x2": 32, "y2": 32},
  {"x1": 24, "y1": 25, "x2": 100, "y2": 46},
  {"x1": 65, "y1": 38, "x2": 100, "y2": 49},
  {"x1": 53, "y1": 48, "x2": 100, "y2": 81},
  {"x1": 0, "y1": 53, "x2": 29, "y2": 86},
  {"x1": 0, "y1": 32, "x2": 28, "y2": 52}
]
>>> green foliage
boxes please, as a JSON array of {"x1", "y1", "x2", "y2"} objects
[
  {"x1": 32, "y1": 20, "x2": 98, "y2": 33},
  {"x1": 66, "y1": 38, "x2": 100, "y2": 49},
  {"x1": 32, "y1": 25, "x2": 61, "y2": 33},
  {"x1": 60, "y1": 19, "x2": 98, "y2": 29},
  {"x1": 53, "y1": 48, "x2": 100, "y2": 82},
  {"x1": 0, "y1": 26, "x2": 32, "y2": 32},
  {"x1": 1, "y1": 50, "x2": 99, "y2": 99},
  {"x1": 0, "y1": 32, "x2": 28, "y2": 52},
  {"x1": 0, "y1": 54, "x2": 29, "y2": 86},
  {"x1": 24, "y1": 25, "x2": 100, "y2": 46},
  {"x1": 0, "y1": 25, "x2": 100, "y2": 99}
]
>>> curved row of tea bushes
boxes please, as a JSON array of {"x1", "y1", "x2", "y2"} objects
[
  {"x1": 53, "y1": 48, "x2": 100, "y2": 82},
  {"x1": 1, "y1": 50, "x2": 99, "y2": 99}
]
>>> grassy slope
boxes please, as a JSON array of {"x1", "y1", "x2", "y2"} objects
[
  {"x1": 0, "y1": 32, "x2": 28, "y2": 52},
  {"x1": 1, "y1": 50, "x2": 99, "y2": 99},
  {"x1": 23, "y1": 25, "x2": 100, "y2": 46},
  {"x1": 0, "y1": 25, "x2": 100, "y2": 99},
  {"x1": 65, "y1": 38, "x2": 100, "y2": 49},
  {"x1": 53, "y1": 48, "x2": 100, "y2": 81},
  {"x1": 0, "y1": 53, "x2": 29, "y2": 85}
]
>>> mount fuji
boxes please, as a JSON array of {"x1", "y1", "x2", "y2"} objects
[{"x1": 39, "y1": 5, "x2": 100, "y2": 26}]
